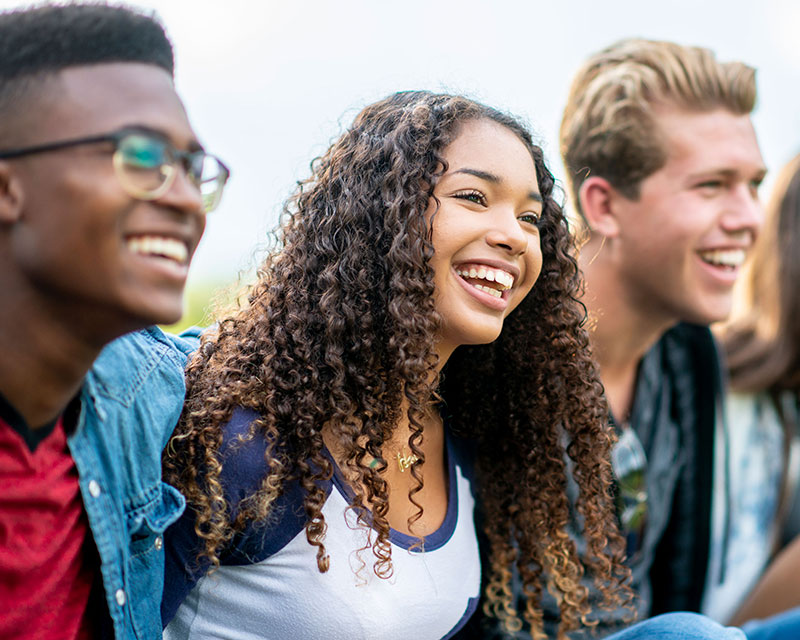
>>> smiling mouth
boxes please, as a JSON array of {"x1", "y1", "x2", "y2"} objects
[
  {"x1": 698, "y1": 248, "x2": 746, "y2": 271},
  {"x1": 455, "y1": 265, "x2": 515, "y2": 299},
  {"x1": 126, "y1": 235, "x2": 189, "y2": 265}
]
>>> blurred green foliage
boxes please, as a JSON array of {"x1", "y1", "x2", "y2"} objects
[{"x1": 160, "y1": 278, "x2": 239, "y2": 335}]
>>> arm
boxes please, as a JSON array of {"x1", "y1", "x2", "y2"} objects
[
  {"x1": 730, "y1": 533, "x2": 800, "y2": 625},
  {"x1": 729, "y1": 532, "x2": 800, "y2": 625}
]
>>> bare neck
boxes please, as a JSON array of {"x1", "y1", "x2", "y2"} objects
[
  {"x1": 1, "y1": 284, "x2": 130, "y2": 429},
  {"x1": 580, "y1": 238, "x2": 676, "y2": 422}
]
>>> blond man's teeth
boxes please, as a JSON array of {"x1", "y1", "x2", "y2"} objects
[
  {"x1": 699, "y1": 248, "x2": 746, "y2": 268},
  {"x1": 127, "y1": 236, "x2": 188, "y2": 264},
  {"x1": 455, "y1": 267, "x2": 514, "y2": 289}
]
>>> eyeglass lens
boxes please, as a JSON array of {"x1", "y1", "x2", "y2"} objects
[{"x1": 117, "y1": 134, "x2": 172, "y2": 195}]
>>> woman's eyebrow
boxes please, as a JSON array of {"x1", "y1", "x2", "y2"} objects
[
  {"x1": 453, "y1": 167, "x2": 542, "y2": 202},
  {"x1": 454, "y1": 167, "x2": 500, "y2": 182}
]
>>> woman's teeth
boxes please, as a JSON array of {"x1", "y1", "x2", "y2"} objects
[
  {"x1": 127, "y1": 236, "x2": 188, "y2": 264},
  {"x1": 472, "y1": 283, "x2": 503, "y2": 298},
  {"x1": 455, "y1": 266, "x2": 515, "y2": 298},
  {"x1": 455, "y1": 266, "x2": 514, "y2": 289},
  {"x1": 699, "y1": 248, "x2": 746, "y2": 269}
]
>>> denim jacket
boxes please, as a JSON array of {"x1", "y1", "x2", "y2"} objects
[{"x1": 67, "y1": 327, "x2": 193, "y2": 640}]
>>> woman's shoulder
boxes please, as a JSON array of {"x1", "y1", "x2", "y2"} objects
[
  {"x1": 218, "y1": 408, "x2": 334, "y2": 563},
  {"x1": 162, "y1": 407, "x2": 319, "y2": 625},
  {"x1": 216, "y1": 407, "x2": 271, "y2": 504}
]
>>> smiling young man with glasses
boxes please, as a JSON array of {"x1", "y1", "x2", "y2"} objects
[{"x1": 0, "y1": 4, "x2": 228, "y2": 639}]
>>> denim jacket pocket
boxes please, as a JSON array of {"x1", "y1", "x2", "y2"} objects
[{"x1": 127, "y1": 483, "x2": 185, "y2": 640}]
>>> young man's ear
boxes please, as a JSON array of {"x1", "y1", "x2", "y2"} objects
[
  {"x1": 579, "y1": 176, "x2": 621, "y2": 238},
  {"x1": 0, "y1": 162, "x2": 24, "y2": 224}
]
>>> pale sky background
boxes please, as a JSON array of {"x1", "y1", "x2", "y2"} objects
[{"x1": 4, "y1": 0, "x2": 800, "y2": 290}]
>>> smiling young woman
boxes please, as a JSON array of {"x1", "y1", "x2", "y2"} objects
[{"x1": 160, "y1": 91, "x2": 632, "y2": 639}]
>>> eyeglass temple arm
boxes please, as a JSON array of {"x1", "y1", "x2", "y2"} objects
[{"x1": 0, "y1": 133, "x2": 115, "y2": 160}]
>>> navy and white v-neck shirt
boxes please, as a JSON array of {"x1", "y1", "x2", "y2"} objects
[{"x1": 162, "y1": 408, "x2": 481, "y2": 640}]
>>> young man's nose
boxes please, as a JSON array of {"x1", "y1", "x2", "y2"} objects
[
  {"x1": 721, "y1": 183, "x2": 764, "y2": 239},
  {"x1": 157, "y1": 167, "x2": 206, "y2": 217}
]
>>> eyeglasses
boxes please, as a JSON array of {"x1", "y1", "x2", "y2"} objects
[
  {"x1": 610, "y1": 422, "x2": 648, "y2": 559},
  {"x1": 0, "y1": 127, "x2": 230, "y2": 212}
]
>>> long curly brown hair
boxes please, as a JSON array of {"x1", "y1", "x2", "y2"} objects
[{"x1": 164, "y1": 90, "x2": 631, "y2": 638}]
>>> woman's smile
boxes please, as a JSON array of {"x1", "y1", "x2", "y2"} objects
[{"x1": 452, "y1": 261, "x2": 518, "y2": 310}]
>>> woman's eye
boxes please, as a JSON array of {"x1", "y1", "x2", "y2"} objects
[
  {"x1": 520, "y1": 212, "x2": 540, "y2": 226},
  {"x1": 454, "y1": 190, "x2": 487, "y2": 206}
]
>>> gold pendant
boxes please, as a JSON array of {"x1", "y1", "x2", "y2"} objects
[{"x1": 396, "y1": 450, "x2": 419, "y2": 472}]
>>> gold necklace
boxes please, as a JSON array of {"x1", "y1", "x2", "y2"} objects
[
  {"x1": 395, "y1": 449, "x2": 419, "y2": 472},
  {"x1": 368, "y1": 447, "x2": 420, "y2": 472}
]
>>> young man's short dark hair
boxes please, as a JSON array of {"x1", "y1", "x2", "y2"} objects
[
  {"x1": 0, "y1": 3, "x2": 174, "y2": 80},
  {"x1": 0, "y1": 4, "x2": 174, "y2": 144}
]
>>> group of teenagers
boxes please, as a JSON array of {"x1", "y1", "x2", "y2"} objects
[{"x1": 4, "y1": 3, "x2": 800, "y2": 640}]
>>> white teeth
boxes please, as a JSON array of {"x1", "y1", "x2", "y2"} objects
[
  {"x1": 494, "y1": 271, "x2": 514, "y2": 288},
  {"x1": 127, "y1": 236, "x2": 188, "y2": 264},
  {"x1": 700, "y1": 249, "x2": 746, "y2": 268},
  {"x1": 455, "y1": 266, "x2": 515, "y2": 291},
  {"x1": 473, "y1": 284, "x2": 503, "y2": 298}
]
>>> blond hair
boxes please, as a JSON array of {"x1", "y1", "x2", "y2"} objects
[{"x1": 560, "y1": 38, "x2": 756, "y2": 217}]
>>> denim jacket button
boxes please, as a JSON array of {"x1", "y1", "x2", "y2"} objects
[
  {"x1": 115, "y1": 589, "x2": 126, "y2": 607},
  {"x1": 154, "y1": 536, "x2": 163, "y2": 551},
  {"x1": 88, "y1": 480, "x2": 101, "y2": 498}
]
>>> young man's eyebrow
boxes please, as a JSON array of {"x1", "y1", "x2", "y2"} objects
[
  {"x1": 120, "y1": 123, "x2": 204, "y2": 152},
  {"x1": 690, "y1": 167, "x2": 768, "y2": 181},
  {"x1": 453, "y1": 167, "x2": 543, "y2": 202}
]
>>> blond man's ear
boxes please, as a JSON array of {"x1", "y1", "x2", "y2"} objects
[{"x1": 579, "y1": 175, "x2": 621, "y2": 239}]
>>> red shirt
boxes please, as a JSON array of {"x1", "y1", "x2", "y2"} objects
[{"x1": 0, "y1": 398, "x2": 97, "y2": 640}]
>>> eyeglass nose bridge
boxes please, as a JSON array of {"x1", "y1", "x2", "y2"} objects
[
  {"x1": 172, "y1": 149, "x2": 229, "y2": 212},
  {"x1": 155, "y1": 153, "x2": 208, "y2": 211},
  {"x1": 171, "y1": 148, "x2": 205, "y2": 187}
]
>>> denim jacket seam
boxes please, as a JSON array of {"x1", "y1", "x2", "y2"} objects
[
  {"x1": 123, "y1": 482, "x2": 161, "y2": 515},
  {"x1": 86, "y1": 329, "x2": 185, "y2": 407}
]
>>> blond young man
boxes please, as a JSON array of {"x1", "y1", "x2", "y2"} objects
[{"x1": 553, "y1": 39, "x2": 800, "y2": 640}]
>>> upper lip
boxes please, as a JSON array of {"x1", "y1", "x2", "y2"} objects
[
  {"x1": 697, "y1": 244, "x2": 751, "y2": 252},
  {"x1": 453, "y1": 258, "x2": 521, "y2": 282}
]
